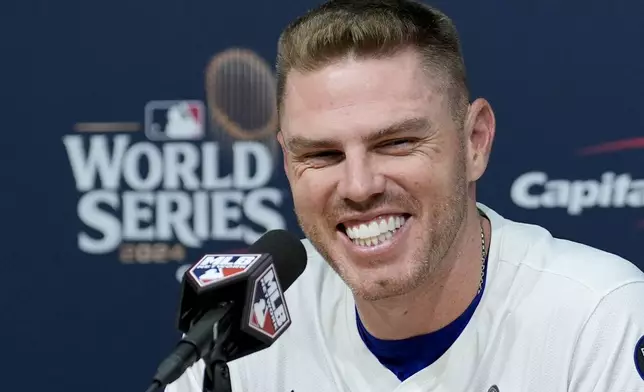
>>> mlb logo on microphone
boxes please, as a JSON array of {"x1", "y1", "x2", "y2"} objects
[
  {"x1": 189, "y1": 254, "x2": 261, "y2": 287},
  {"x1": 248, "y1": 264, "x2": 290, "y2": 339},
  {"x1": 144, "y1": 100, "x2": 205, "y2": 141}
]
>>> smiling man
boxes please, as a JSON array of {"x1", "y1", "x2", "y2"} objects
[{"x1": 166, "y1": 1, "x2": 644, "y2": 391}]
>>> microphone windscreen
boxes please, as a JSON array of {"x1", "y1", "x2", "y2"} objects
[{"x1": 248, "y1": 229, "x2": 308, "y2": 291}]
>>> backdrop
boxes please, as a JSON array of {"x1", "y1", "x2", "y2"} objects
[{"x1": 2, "y1": 1, "x2": 642, "y2": 391}]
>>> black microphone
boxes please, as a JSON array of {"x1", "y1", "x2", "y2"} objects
[{"x1": 145, "y1": 229, "x2": 307, "y2": 392}]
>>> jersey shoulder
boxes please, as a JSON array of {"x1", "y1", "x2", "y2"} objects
[{"x1": 493, "y1": 211, "x2": 644, "y2": 296}]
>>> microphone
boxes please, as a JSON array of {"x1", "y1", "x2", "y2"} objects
[{"x1": 145, "y1": 229, "x2": 307, "y2": 392}]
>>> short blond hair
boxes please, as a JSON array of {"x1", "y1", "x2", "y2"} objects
[{"x1": 276, "y1": 0, "x2": 469, "y2": 121}]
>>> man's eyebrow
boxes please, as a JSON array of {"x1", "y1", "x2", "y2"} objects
[
  {"x1": 285, "y1": 134, "x2": 338, "y2": 153},
  {"x1": 285, "y1": 117, "x2": 431, "y2": 153}
]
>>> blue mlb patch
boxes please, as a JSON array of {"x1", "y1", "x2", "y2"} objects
[{"x1": 635, "y1": 335, "x2": 644, "y2": 380}]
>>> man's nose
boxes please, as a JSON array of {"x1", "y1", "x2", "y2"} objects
[{"x1": 336, "y1": 152, "x2": 386, "y2": 203}]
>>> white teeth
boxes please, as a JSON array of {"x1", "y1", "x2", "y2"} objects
[
  {"x1": 387, "y1": 217, "x2": 396, "y2": 231},
  {"x1": 368, "y1": 222, "x2": 380, "y2": 237},
  {"x1": 344, "y1": 214, "x2": 408, "y2": 247},
  {"x1": 378, "y1": 220, "x2": 389, "y2": 233},
  {"x1": 352, "y1": 230, "x2": 395, "y2": 247}
]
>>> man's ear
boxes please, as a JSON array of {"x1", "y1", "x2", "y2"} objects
[{"x1": 463, "y1": 98, "x2": 496, "y2": 182}]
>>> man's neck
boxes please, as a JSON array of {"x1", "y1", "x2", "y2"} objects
[{"x1": 354, "y1": 204, "x2": 490, "y2": 340}]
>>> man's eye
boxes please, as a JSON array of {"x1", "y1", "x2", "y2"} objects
[
  {"x1": 306, "y1": 151, "x2": 342, "y2": 159},
  {"x1": 380, "y1": 138, "x2": 415, "y2": 148},
  {"x1": 298, "y1": 150, "x2": 344, "y2": 168}
]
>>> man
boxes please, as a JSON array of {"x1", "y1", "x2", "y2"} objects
[{"x1": 166, "y1": 0, "x2": 644, "y2": 391}]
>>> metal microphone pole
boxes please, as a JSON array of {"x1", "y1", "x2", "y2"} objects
[{"x1": 201, "y1": 321, "x2": 233, "y2": 392}]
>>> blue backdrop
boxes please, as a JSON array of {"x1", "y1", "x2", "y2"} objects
[{"x1": 2, "y1": 1, "x2": 642, "y2": 391}]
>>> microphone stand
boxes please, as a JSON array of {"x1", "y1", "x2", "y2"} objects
[{"x1": 201, "y1": 320, "x2": 233, "y2": 392}]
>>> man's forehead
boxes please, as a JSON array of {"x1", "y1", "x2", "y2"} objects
[
  {"x1": 280, "y1": 81, "x2": 445, "y2": 142},
  {"x1": 278, "y1": 51, "x2": 454, "y2": 142}
]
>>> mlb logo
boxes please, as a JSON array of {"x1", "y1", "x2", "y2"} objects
[
  {"x1": 188, "y1": 254, "x2": 261, "y2": 288},
  {"x1": 144, "y1": 100, "x2": 205, "y2": 141},
  {"x1": 248, "y1": 264, "x2": 290, "y2": 339}
]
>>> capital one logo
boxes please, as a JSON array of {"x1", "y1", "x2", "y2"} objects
[{"x1": 511, "y1": 137, "x2": 644, "y2": 228}]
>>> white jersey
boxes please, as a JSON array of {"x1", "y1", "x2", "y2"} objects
[{"x1": 165, "y1": 204, "x2": 644, "y2": 392}]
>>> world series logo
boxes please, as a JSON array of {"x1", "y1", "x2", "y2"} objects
[{"x1": 62, "y1": 48, "x2": 287, "y2": 273}]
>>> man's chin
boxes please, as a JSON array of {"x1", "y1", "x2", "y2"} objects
[
  {"x1": 307, "y1": 231, "x2": 423, "y2": 299},
  {"x1": 349, "y1": 279, "x2": 412, "y2": 302},
  {"x1": 338, "y1": 264, "x2": 422, "y2": 302}
]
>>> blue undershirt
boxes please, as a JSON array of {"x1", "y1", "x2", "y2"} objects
[{"x1": 356, "y1": 251, "x2": 489, "y2": 382}]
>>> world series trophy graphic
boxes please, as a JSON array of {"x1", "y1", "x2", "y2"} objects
[{"x1": 205, "y1": 48, "x2": 279, "y2": 146}]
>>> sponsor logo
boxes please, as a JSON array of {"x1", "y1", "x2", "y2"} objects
[
  {"x1": 62, "y1": 48, "x2": 286, "y2": 273},
  {"x1": 248, "y1": 264, "x2": 289, "y2": 339},
  {"x1": 511, "y1": 138, "x2": 643, "y2": 227},
  {"x1": 188, "y1": 254, "x2": 261, "y2": 287},
  {"x1": 511, "y1": 171, "x2": 644, "y2": 215}
]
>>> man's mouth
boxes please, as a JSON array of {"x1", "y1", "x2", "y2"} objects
[{"x1": 338, "y1": 214, "x2": 411, "y2": 247}]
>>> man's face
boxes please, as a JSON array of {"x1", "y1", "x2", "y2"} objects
[{"x1": 279, "y1": 49, "x2": 469, "y2": 301}]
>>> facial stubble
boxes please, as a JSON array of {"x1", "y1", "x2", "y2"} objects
[{"x1": 294, "y1": 139, "x2": 469, "y2": 302}]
